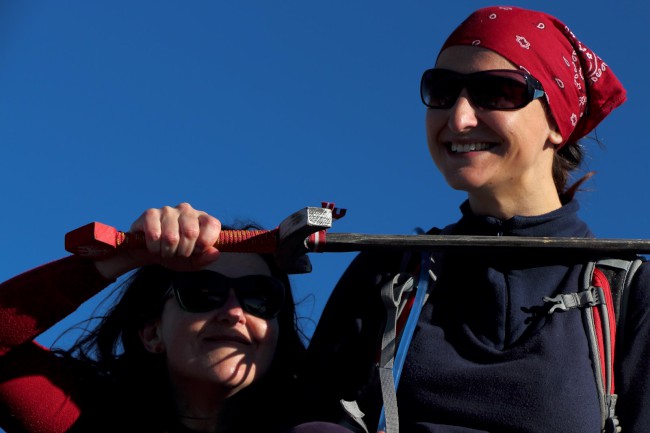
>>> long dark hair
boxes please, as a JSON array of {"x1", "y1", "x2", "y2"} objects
[{"x1": 58, "y1": 223, "x2": 307, "y2": 432}]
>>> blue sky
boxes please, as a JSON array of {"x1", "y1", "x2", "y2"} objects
[{"x1": 1, "y1": 0, "x2": 648, "y2": 351}]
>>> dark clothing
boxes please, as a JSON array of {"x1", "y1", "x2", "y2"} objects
[
  {"x1": 297, "y1": 200, "x2": 650, "y2": 433},
  {"x1": 285, "y1": 422, "x2": 357, "y2": 433}
]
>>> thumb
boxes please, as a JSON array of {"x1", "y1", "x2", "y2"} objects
[{"x1": 193, "y1": 247, "x2": 221, "y2": 269}]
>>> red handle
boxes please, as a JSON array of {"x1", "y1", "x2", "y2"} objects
[{"x1": 65, "y1": 222, "x2": 278, "y2": 258}]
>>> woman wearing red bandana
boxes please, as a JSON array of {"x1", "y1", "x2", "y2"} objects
[{"x1": 290, "y1": 6, "x2": 650, "y2": 433}]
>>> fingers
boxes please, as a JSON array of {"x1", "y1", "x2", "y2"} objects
[
  {"x1": 130, "y1": 207, "x2": 163, "y2": 253},
  {"x1": 94, "y1": 203, "x2": 222, "y2": 279},
  {"x1": 169, "y1": 204, "x2": 197, "y2": 258},
  {"x1": 129, "y1": 203, "x2": 222, "y2": 269},
  {"x1": 176, "y1": 206, "x2": 221, "y2": 256},
  {"x1": 192, "y1": 212, "x2": 222, "y2": 267}
]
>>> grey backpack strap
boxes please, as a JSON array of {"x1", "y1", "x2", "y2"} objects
[
  {"x1": 544, "y1": 257, "x2": 644, "y2": 433},
  {"x1": 600, "y1": 257, "x2": 644, "y2": 344},
  {"x1": 378, "y1": 273, "x2": 415, "y2": 433},
  {"x1": 337, "y1": 271, "x2": 414, "y2": 433},
  {"x1": 339, "y1": 399, "x2": 369, "y2": 433},
  {"x1": 339, "y1": 226, "x2": 449, "y2": 433},
  {"x1": 585, "y1": 258, "x2": 644, "y2": 433},
  {"x1": 376, "y1": 252, "x2": 441, "y2": 433}
]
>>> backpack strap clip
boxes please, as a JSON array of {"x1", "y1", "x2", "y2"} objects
[{"x1": 543, "y1": 286, "x2": 604, "y2": 314}]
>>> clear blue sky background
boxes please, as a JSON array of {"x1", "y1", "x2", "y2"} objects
[{"x1": 1, "y1": 1, "x2": 648, "y2": 353}]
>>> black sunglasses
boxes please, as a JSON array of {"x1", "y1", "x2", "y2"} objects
[
  {"x1": 168, "y1": 271, "x2": 286, "y2": 320},
  {"x1": 420, "y1": 68, "x2": 545, "y2": 110}
]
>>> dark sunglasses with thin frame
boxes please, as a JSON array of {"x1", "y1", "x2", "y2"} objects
[
  {"x1": 420, "y1": 68, "x2": 545, "y2": 110},
  {"x1": 167, "y1": 271, "x2": 286, "y2": 320}
]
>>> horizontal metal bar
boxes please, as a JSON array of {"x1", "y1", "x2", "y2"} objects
[{"x1": 310, "y1": 233, "x2": 650, "y2": 255}]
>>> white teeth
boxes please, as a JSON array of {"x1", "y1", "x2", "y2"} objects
[{"x1": 450, "y1": 142, "x2": 491, "y2": 153}]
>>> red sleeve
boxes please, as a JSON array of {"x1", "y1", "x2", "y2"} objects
[
  {"x1": 0, "y1": 255, "x2": 114, "y2": 355},
  {"x1": 0, "y1": 255, "x2": 115, "y2": 432},
  {"x1": 0, "y1": 342, "x2": 90, "y2": 433}
]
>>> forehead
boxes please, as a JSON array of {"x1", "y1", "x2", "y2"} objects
[
  {"x1": 201, "y1": 253, "x2": 272, "y2": 278},
  {"x1": 435, "y1": 46, "x2": 517, "y2": 73}
]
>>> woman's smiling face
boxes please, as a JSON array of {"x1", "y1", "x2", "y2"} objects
[
  {"x1": 425, "y1": 46, "x2": 562, "y2": 207},
  {"x1": 141, "y1": 253, "x2": 280, "y2": 401}
]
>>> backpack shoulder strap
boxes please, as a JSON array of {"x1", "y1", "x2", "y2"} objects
[
  {"x1": 544, "y1": 256, "x2": 644, "y2": 433},
  {"x1": 376, "y1": 225, "x2": 449, "y2": 433},
  {"x1": 340, "y1": 225, "x2": 449, "y2": 433},
  {"x1": 592, "y1": 258, "x2": 644, "y2": 343},
  {"x1": 589, "y1": 257, "x2": 643, "y2": 433}
]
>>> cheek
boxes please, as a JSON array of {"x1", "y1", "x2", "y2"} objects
[
  {"x1": 249, "y1": 317, "x2": 280, "y2": 348},
  {"x1": 249, "y1": 318, "x2": 280, "y2": 371},
  {"x1": 425, "y1": 110, "x2": 443, "y2": 142},
  {"x1": 499, "y1": 103, "x2": 553, "y2": 144},
  {"x1": 159, "y1": 308, "x2": 203, "y2": 351},
  {"x1": 425, "y1": 111, "x2": 446, "y2": 161}
]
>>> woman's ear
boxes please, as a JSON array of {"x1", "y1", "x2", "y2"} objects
[
  {"x1": 139, "y1": 320, "x2": 166, "y2": 354},
  {"x1": 543, "y1": 109, "x2": 564, "y2": 147},
  {"x1": 549, "y1": 128, "x2": 563, "y2": 146}
]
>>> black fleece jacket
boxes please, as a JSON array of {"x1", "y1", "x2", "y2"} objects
[{"x1": 296, "y1": 200, "x2": 650, "y2": 433}]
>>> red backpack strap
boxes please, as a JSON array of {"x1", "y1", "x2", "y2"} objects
[
  {"x1": 588, "y1": 258, "x2": 644, "y2": 433},
  {"x1": 589, "y1": 265, "x2": 618, "y2": 432},
  {"x1": 544, "y1": 261, "x2": 616, "y2": 431},
  {"x1": 544, "y1": 258, "x2": 644, "y2": 433}
]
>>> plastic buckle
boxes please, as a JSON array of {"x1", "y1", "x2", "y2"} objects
[{"x1": 543, "y1": 294, "x2": 570, "y2": 314}]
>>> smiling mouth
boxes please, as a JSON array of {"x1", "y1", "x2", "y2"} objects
[
  {"x1": 204, "y1": 336, "x2": 251, "y2": 345},
  {"x1": 448, "y1": 142, "x2": 494, "y2": 153}
]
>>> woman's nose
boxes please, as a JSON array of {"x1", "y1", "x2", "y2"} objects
[
  {"x1": 447, "y1": 89, "x2": 479, "y2": 132},
  {"x1": 215, "y1": 289, "x2": 245, "y2": 324}
]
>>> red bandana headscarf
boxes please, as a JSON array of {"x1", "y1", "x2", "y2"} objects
[{"x1": 439, "y1": 6, "x2": 626, "y2": 147}]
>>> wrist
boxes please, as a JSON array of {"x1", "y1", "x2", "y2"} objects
[{"x1": 93, "y1": 252, "x2": 147, "y2": 280}]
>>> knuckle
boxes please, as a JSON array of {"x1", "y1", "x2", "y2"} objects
[
  {"x1": 181, "y1": 225, "x2": 201, "y2": 241},
  {"x1": 141, "y1": 208, "x2": 160, "y2": 220},
  {"x1": 201, "y1": 215, "x2": 221, "y2": 231},
  {"x1": 160, "y1": 205, "x2": 176, "y2": 217},
  {"x1": 160, "y1": 230, "x2": 180, "y2": 246},
  {"x1": 176, "y1": 202, "x2": 194, "y2": 212}
]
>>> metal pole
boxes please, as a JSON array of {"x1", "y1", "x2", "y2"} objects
[{"x1": 310, "y1": 233, "x2": 650, "y2": 254}]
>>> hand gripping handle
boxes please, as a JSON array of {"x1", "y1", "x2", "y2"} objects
[
  {"x1": 64, "y1": 205, "x2": 339, "y2": 274},
  {"x1": 64, "y1": 221, "x2": 278, "y2": 259}
]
